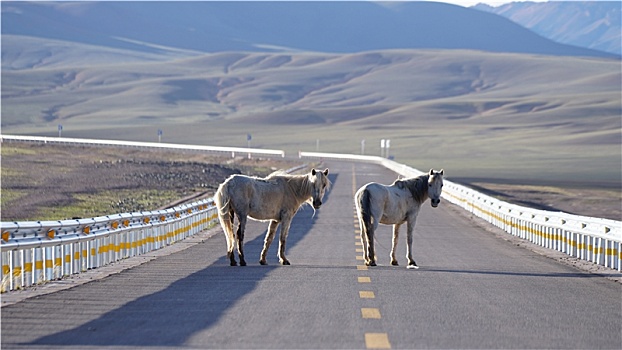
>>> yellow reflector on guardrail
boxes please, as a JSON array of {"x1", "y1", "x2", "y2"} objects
[
  {"x1": 111, "y1": 221, "x2": 119, "y2": 229},
  {"x1": 123, "y1": 219, "x2": 130, "y2": 227},
  {"x1": 47, "y1": 230, "x2": 56, "y2": 239},
  {"x1": 2, "y1": 231, "x2": 9, "y2": 242},
  {"x1": 83, "y1": 226, "x2": 90, "y2": 235},
  {"x1": 144, "y1": 217, "x2": 150, "y2": 224}
]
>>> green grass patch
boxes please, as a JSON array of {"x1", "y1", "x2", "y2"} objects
[
  {"x1": 33, "y1": 189, "x2": 187, "y2": 221},
  {"x1": 1, "y1": 145, "x2": 38, "y2": 156},
  {"x1": 0, "y1": 189, "x2": 28, "y2": 206}
]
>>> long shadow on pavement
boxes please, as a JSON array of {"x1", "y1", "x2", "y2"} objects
[{"x1": 24, "y1": 174, "x2": 339, "y2": 347}]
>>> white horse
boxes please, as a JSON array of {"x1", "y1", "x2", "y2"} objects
[
  {"x1": 354, "y1": 169, "x2": 444, "y2": 269},
  {"x1": 215, "y1": 169, "x2": 330, "y2": 266}
]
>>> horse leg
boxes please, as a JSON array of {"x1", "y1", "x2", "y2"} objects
[
  {"x1": 365, "y1": 220, "x2": 378, "y2": 266},
  {"x1": 405, "y1": 219, "x2": 418, "y2": 269},
  {"x1": 390, "y1": 223, "x2": 401, "y2": 266},
  {"x1": 278, "y1": 216, "x2": 293, "y2": 265},
  {"x1": 236, "y1": 215, "x2": 247, "y2": 266},
  {"x1": 260, "y1": 220, "x2": 279, "y2": 265}
]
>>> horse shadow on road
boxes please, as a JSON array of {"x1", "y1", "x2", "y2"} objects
[{"x1": 24, "y1": 174, "x2": 339, "y2": 348}]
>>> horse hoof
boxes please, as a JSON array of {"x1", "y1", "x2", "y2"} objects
[
  {"x1": 281, "y1": 260, "x2": 291, "y2": 265},
  {"x1": 230, "y1": 261, "x2": 238, "y2": 266},
  {"x1": 259, "y1": 260, "x2": 268, "y2": 265},
  {"x1": 407, "y1": 264, "x2": 419, "y2": 270},
  {"x1": 391, "y1": 261, "x2": 399, "y2": 266},
  {"x1": 240, "y1": 261, "x2": 247, "y2": 266},
  {"x1": 366, "y1": 261, "x2": 377, "y2": 267}
]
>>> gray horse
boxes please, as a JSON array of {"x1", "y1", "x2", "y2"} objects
[
  {"x1": 355, "y1": 169, "x2": 444, "y2": 269},
  {"x1": 215, "y1": 169, "x2": 330, "y2": 266}
]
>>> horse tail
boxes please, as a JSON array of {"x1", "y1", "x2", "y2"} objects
[
  {"x1": 360, "y1": 188, "x2": 373, "y2": 232},
  {"x1": 214, "y1": 179, "x2": 235, "y2": 250},
  {"x1": 355, "y1": 187, "x2": 373, "y2": 233}
]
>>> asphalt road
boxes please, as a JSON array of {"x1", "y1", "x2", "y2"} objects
[{"x1": 1, "y1": 161, "x2": 621, "y2": 349}]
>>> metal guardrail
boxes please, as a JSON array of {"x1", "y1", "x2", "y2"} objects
[
  {"x1": 0, "y1": 135, "x2": 285, "y2": 158},
  {"x1": 1, "y1": 199, "x2": 218, "y2": 292},
  {"x1": 299, "y1": 151, "x2": 622, "y2": 272}
]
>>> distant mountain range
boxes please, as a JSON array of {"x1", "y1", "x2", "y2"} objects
[
  {"x1": 1, "y1": 1, "x2": 617, "y2": 59},
  {"x1": 473, "y1": 1, "x2": 621, "y2": 56}
]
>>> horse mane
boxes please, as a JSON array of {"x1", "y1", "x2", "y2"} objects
[
  {"x1": 264, "y1": 171, "x2": 312, "y2": 199},
  {"x1": 266, "y1": 170, "x2": 288, "y2": 178},
  {"x1": 271, "y1": 170, "x2": 331, "y2": 212},
  {"x1": 394, "y1": 174, "x2": 429, "y2": 204}
]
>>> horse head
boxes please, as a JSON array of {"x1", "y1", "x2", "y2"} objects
[
  {"x1": 428, "y1": 169, "x2": 444, "y2": 207},
  {"x1": 310, "y1": 168, "x2": 330, "y2": 209}
]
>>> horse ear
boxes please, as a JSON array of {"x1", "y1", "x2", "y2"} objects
[
  {"x1": 439, "y1": 169, "x2": 444, "y2": 176},
  {"x1": 429, "y1": 169, "x2": 434, "y2": 176},
  {"x1": 311, "y1": 169, "x2": 317, "y2": 175},
  {"x1": 323, "y1": 168, "x2": 329, "y2": 176}
]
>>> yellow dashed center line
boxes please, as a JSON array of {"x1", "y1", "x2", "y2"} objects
[
  {"x1": 365, "y1": 333, "x2": 391, "y2": 349},
  {"x1": 357, "y1": 265, "x2": 368, "y2": 271},
  {"x1": 358, "y1": 276, "x2": 371, "y2": 283},
  {"x1": 361, "y1": 308, "x2": 382, "y2": 319},
  {"x1": 359, "y1": 291, "x2": 375, "y2": 298}
]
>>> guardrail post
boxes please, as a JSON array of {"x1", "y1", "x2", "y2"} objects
[
  {"x1": 617, "y1": 241, "x2": 621, "y2": 272},
  {"x1": 2, "y1": 251, "x2": 10, "y2": 292},
  {"x1": 12, "y1": 250, "x2": 22, "y2": 290},
  {"x1": 45, "y1": 246, "x2": 52, "y2": 281},
  {"x1": 144, "y1": 229, "x2": 151, "y2": 253},
  {"x1": 34, "y1": 247, "x2": 44, "y2": 284},
  {"x1": 595, "y1": 237, "x2": 604, "y2": 266},
  {"x1": 100, "y1": 235, "x2": 108, "y2": 266},
  {"x1": 587, "y1": 235, "x2": 594, "y2": 263},
  {"x1": 580, "y1": 234, "x2": 587, "y2": 261},
  {"x1": 54, "y1": 245, "x2": 62, "y2": 279},
  {"x1": 72, "y1": 242, "x2": 80, "y2": 274},
  {"x1": 122, "y1": 230, "x2": 128, "y2": 259},
  {"x1": 88, "y1": 240, "x2": 95, "y2": 269},
  {"x1": 23, "y1": 248, "x2": 33, "y2": 288},
  {"x1": 80, "y1": 241, "x2": 88, "y2": 271},
  {"x1": 116, "y1": 231, "x2": 121, "y2": 260},
  {"x1": 62, "y1": 244, "x2": 71, "y2": 276},
  {"x1": 128, "y1": 230, "x2": 135, "y2": 258}
]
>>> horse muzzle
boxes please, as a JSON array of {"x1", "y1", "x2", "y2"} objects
[
  {"x1": 313, "y1": 200, "x2": 322, "y2": 209},
  {"x1": 431, "y1": 199, "x2": 440, "y2": 208}
]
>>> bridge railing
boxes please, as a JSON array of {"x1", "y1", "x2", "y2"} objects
[
  {"x1": 1, "y1": 198, "x2": 218, "y2": 292},
  {"x1": 299, "y1": 151, "x2": 622, "y2": 272}
]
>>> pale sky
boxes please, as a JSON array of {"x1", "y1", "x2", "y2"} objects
[{"x1": 431, "y1": 0, "x2": 612, "y2": 8}]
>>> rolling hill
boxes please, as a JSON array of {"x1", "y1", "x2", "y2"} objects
[{"x1": 2, "y1": 47, "x2": 620, "y2": 184}]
